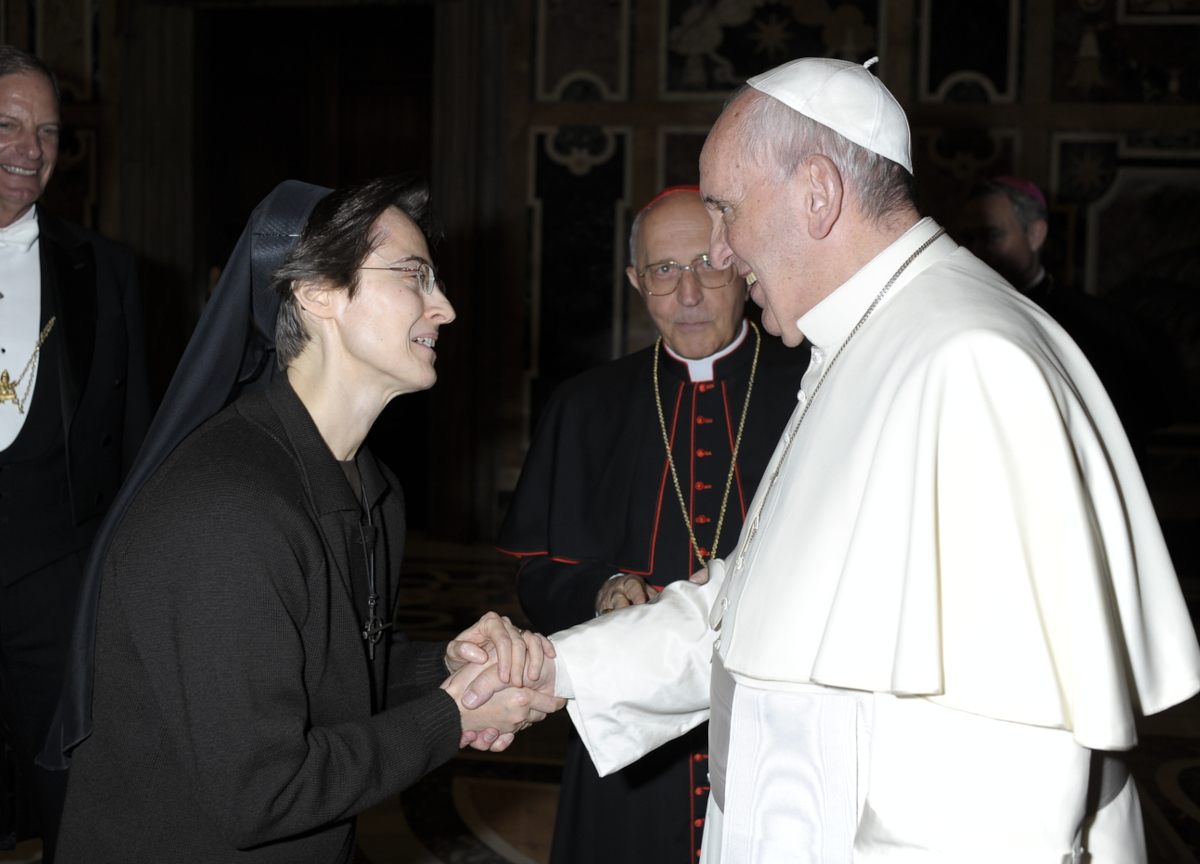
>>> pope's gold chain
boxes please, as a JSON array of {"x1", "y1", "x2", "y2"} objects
[{"x1": 733, "y1": 228, "x2": 947, "y2": 573}]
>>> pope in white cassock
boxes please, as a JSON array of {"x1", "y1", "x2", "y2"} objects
[{"x1": 463, "y1": 57, "x2": 1200, "y2": 863}]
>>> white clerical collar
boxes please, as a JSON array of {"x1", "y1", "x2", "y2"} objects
[
  {"x1": 796, "y1": 217, "x2": 951, "y2": 350},
  {"x1": 0, "y1": 206, "x2": 39, "y2": 254},
  {"x1": 662, "y1": 319, "x2": 749, "y2": 383}
]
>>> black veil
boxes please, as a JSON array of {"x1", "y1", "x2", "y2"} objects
[{"x1": 39, "y1": 180, "x2": 331, "y2": 770}]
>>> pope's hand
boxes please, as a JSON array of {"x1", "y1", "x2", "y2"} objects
[
  {"x1": 445, "y1": 611, "x2": 554, "y2": 688},
  {"x1": 461, "y1": 654, "x2": 559, "y2": 716},
  {"x1": 443, "y1": 660, "x2": 564, "y2": 751},
  {"x1": 595, "y1": 574, "x2": 659, "y2": 614},
  {"x1": 688, "y1": 565, "x2": 710, "y2": 585}
]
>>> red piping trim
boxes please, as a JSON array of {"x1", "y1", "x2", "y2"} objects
[
  {"x1": 719, "y1": 382, "x2": 748, "y2": 518},
  {"x1": 689, "y1": 745, "x2": 696, "y2": 861},
  {"x1": 630, "y1": 380, "x2": 686, "y2": 578},
  {"x1": 495, "y1": 545, "x2": 545, "y2": 558},
  {"x1": 688, "y1": 383, "x2": 698, "y2": 575}
]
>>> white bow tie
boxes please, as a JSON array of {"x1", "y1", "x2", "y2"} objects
[{"x1": 0, "y1": 217, "x2": 40, "y2": 252}]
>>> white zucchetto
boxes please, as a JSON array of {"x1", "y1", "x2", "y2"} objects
[{"x1": 748, "y1": 57, "x2": 913, "y2": 174}]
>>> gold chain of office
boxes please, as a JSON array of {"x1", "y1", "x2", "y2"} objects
[
  {"x1": 0, "y1": 317, "x2": 56, "y2": 414},
  {"x1": 653, "y1": 321, "x2": 761, "y2": 569}
]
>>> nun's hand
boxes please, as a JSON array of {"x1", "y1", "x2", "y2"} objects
[
  {"x1": 445, "y1": 611, "x2": 554, "y2": 689},
  {"x1": 443, "y1": 660, "x2": 564, "y2": 751}
]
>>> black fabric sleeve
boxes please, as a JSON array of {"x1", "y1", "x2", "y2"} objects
[
  {"x1": 515, "y1": 555, "x2": 620, "y2": 635},
  {"x1": 115, "y1": 244, "x2": 152, "y2": 477},
  {"x1": 111, "y1": 472, "x2": 460, "y2": 849},
  {"x1": 387, "y1": 636, "x2": 452, "y2": 704}
]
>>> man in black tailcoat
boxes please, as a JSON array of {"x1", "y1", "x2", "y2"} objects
[
  {"x1": 498, "y1": 186, "x2": 808, "y2": 864},
  {"x1": 0, "y1": 46, "x2": 150, "y2": 860}
]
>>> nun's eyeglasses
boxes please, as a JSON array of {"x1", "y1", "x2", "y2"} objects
[
  {"x1": 360, "y1": 261, "x2": 446, "y2": 296},
  {"x1": 635, "y1": 255, "x2": 734, "y2": 296}
]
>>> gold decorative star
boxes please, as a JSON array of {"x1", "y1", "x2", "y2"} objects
[
  {"x1": 1065, "y1": 148, "x2": 1112, "y2": 198},
  {"x1": 750, "y1": 14, "x2": 794, "y2": 59}
]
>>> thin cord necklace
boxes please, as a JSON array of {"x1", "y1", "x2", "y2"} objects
[
  {"x1": 654, "y1": 321, "x2": 762, "y2": 569},
  {"x1": 733, "y1": 228, "x2": 947, "y2": 574},
  {"x1": 0, "y1": 317, "x2": 56, "y2": 414}
]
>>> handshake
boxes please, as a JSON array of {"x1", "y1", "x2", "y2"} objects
[{"x1": 440, "y1": 611, "x2": 565, "y2": 751}]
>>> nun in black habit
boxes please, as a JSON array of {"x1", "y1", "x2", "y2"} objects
[{"x1": 42, "y1": 176, "x2": 560, "y2": 863}]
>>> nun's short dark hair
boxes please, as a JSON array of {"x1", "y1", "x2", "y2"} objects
[{"x1": 271, "y1": 173, "x2": 442, "y2": 367}]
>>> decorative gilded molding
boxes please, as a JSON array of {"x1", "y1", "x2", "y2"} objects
[
  {"x1": 917, "y1": 0, "x2": 1020, "y2": 103},
  {"x1": 535, "y1": 0, "x2": 631, "y2": 101},
  {"x1": 1050, "y1": 130, "x2": 1200, "y2": 295},
  {"x1": 36, "y1": 0, "x2": 94, "y2": 101},
  {"x1": 660, "y1": 0, "x2": 882, "y2": 100}
]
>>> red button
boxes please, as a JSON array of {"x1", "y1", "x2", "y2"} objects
[
  {"x1": 697, "y1": 415, "x2": 713, "y2": 425},
  {"x1": 695, "y1": 786, "x2": 710, "y2": 795},
  {"x1": 696, "y1": 449, "x2": 712, "y2": 457},
  {"x1": 698, "y1": 547, "x2": 709, "y2": 557},
  {"x1": 699, "y1": 383, "x2": 715, "y2": 392},
  {"x1": 695, "y1": 481, "x2": 712, "y2": 490},
  {"x1": 695, "y1": 515, "x2": 711, "y2": 524},
  {"x1": 694, "y1": 818, "x2": 706, "y2": 827}
]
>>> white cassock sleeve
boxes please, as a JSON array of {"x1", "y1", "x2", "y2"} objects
[{"x1": 551, "y1": 563, "x2": 725, "y2": 776}]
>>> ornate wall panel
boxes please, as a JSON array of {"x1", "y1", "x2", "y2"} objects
[
  {"x1": 917, "y1": 0, "x2": 1020, "y2": 102},
  {"x1": 527, "y1": 125, "x2": 631, "y2": 419},
  {"x1": 39, "y1": 127, "x2": 96, "y2": 227},
  {"x1": 662, "y1": 0, "x2": 881, "y2": 98},
  {"x1": 912, "y1": 127, "x2": 1020, "y2": 224},
  {"x1": 536, "y1": 0, "x2": 631, "y2": 100},
  {"x1": 657, "y1": 126, "x2": 709, "y2": 188},
  {"x1": 1117, "y1": 0, "x2": 1200, "y2": 23},
  {"x1": 36, "y1": 0, "x2": 93, "y2": 100},
  {"x1": 1051, "y1": 131, "x2": 1200, "y2": 297},
  {"x1": 1053, "y1": 0, "x2": 1200, "y2": 102}
]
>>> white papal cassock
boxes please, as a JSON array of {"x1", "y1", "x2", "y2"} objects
[{"x1": 550, "y1": 218, "x2": 1200, "y2": 863}]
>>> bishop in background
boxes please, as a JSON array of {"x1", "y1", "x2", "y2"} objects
[
  {"x1": 498, "y1": 186, "x2": 807, "y2": 863},
  {"x1": 469, "y1": 57, "x2": 1200, "y2": 863},
  {"x1": 0, "y1": 46, "x2": 151, "y2": 860}
]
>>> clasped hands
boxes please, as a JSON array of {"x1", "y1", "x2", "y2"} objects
[{"x1": 441, "y1": 611, "x2": 564, "y2": 752}]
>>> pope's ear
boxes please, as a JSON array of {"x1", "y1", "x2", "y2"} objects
[
  {"x1": 293, "y1": 280, "x2": 338, "y2": 320},
  {"x1": 804, "y1": 154, "x2": 843, "y2": 241}
]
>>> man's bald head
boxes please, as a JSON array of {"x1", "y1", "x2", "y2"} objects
[{"x1": 626, "y1": 189, "x2": 748, "y2": 359}]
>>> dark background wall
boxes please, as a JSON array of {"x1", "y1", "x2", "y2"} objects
[{"x1": 3, "y1": 0, "x2": 1199, "y2": 543}]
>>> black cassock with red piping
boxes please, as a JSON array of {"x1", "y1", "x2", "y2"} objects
[{"x1": 498, "y1": 325, "x2": 807, "y2": 864}]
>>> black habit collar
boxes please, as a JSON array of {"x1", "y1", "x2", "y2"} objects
[{"x1": 262, "y1": 373, "x2": 389, "y2": 517}]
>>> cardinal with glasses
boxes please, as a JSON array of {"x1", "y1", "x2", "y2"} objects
[{"x1": 497, "y1": 186, "x2": 809, "y2": 864}]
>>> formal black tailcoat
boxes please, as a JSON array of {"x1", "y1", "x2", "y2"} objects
[
  {"x1": 56, "y1": 376, "x2": 461, "y2": 864},
  {"x1": 498, "y1": 325, "x2": 808, "y2": 864},
  {"x1": 0, "y1": 206, "x2": 151, "y2": 851}
]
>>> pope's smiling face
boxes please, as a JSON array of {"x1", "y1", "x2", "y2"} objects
[
  {"x1": 0, "y1": 72, "x2": 60, "y2": 227},
  {"x1": 626, "y1": 192, "x2": 747, "y2": 360},
  {"x1": 700, "y1": 91, "x2": 818, "y2": 348}
]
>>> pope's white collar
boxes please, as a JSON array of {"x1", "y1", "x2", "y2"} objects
[
  {"x1": 796, "y1": 217, "x2": 948, "y2": 350},
  {"x1": 663, "y1": 319, "x2": 749, "y2": 383}
]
